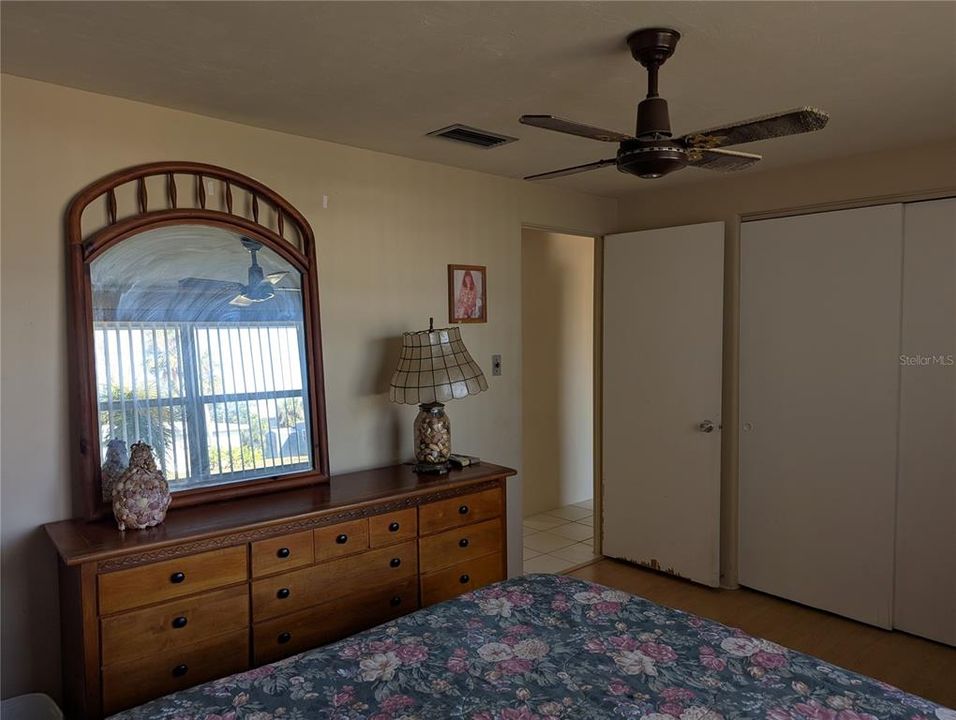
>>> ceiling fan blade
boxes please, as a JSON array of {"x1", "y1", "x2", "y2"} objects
[
  {"x1": 519, "y1": 115, "x2": 634, "y2": 143},
  {"x1": 524, "y1": 158, "x2": 617, "y2": 181},
  {"x1": 229, "y1": 293, "x2": 255, "y2": 307},
  {"x1": 687, "y1": 148, "x2": 762, "y2": 172},
  {"x1": 678, "y1": 107, "x2": 829, "y2": 149},
  {"x1": 265, "y1": 271, "x2": 288, "y2": 286}
]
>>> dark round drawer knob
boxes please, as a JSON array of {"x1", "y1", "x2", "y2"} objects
[
  {"x1": 278, "y1": 632, "x2": 292, "y2": 644},
  {"x1": 388, "y1": 522, "x2": 400, "y2": 532},
  {"x1": 276, "y1": 547, "x2": 291, "y2": 558},
  {"x1": 172, "y1": 664, "x2": 188, "y2": 678},
  {"x1": 276, "y1": 587, "x2": 291, "y2": 599},
  {"x1": 459, "y1": 574, "x2": 470, "y2": 584},
  {"x1": 170, "y1": 572, "x2": 186, "y2": 584},
  {"x1": 390, "y1": 595, "x2": 402, "y2": 607},
  {"x1": 458, "y1": 505, "x2": 469, "y2": 515},
  {"x1": 389, "y1": 557, "x2": 401, "y2": 568},
  {"x1": 458, "y1": 538, "x2": 470, "y2": 548},
  {"x1": 171, "y1": 616, "x2": 188, "y2": 629},
  {"x1": 336, "y1": 534, "x2": 348, "y2": 544}
]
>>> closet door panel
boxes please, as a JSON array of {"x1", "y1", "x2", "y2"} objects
[
  {"x1": 894, "y1": 198, "x2": 956, "y2": 645},
  {"x1": 739, "y1": 205, "x2": 902, "y2": 628}
]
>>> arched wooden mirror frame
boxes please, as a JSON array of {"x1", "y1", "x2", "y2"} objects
[{"x1": 67, "y1": 161, "x2": 329, "y2": 520}]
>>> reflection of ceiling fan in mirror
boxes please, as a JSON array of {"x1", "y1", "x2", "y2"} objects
[{"x1": 180, "y1": 237, "x2": 295, "y2": 307}]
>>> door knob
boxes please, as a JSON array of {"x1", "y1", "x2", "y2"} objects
[{"x1": 698, "y1": 420, "x2": 716, "y2": 433}]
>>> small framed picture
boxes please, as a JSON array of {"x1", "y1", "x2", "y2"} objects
[{"x1": 448, "y1": 264, "x2": 487, "y2": 323}]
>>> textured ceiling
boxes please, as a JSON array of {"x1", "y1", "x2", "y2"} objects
[{"x1": 3, "y1": 1, "x2": 955, "y2": 199}]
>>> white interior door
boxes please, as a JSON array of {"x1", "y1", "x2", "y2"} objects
[
  {"x1": 739, "y1": 205, "x2": 902, "y2": 628},
  {"x1": 603, "y1": 222, "x2": 724, "y2": 587},
  {"x1": 894, "y1": 198, "x2": 956, "y2": 645}
]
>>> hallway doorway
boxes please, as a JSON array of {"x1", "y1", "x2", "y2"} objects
[{"x1": 520, "y1": 227, "x2": 598, "y2": 573}]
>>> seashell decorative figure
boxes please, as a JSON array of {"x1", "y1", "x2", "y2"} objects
[
  {"x1": 100, "y1": 439, "x2": 129, "y2": 502},
  {"x1": 112, "y1": 441, "x2": 171, "y2": 531}
]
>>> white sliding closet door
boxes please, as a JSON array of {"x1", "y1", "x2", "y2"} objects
[
  {"x1": 894, "y1": 198, "x2": 956, "y2": 645},
  {"x1": 603, "y1": 222, "x2": 724, "y2": 587},
  {"x1": 739, "y1": 205, "x2": 902, "y2": 628}
]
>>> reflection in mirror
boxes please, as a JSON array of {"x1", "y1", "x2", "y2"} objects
[{"x1": 90, "y1": 225, "x2": 312, "y2": 496}]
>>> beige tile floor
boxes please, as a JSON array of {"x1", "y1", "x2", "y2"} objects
[{"x1": 523, "y1": 499, "x2": 598, "y2": 573}]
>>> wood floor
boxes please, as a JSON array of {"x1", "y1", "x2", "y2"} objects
[{"x1": 569, "y1": 559, "x2": 956, "y2": 709}]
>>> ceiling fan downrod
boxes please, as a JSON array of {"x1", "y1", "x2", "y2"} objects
[{"x1": 627, "y1": 27, "x2": 681, "y2": 138}]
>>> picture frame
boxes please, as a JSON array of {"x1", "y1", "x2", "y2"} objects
[{"x1": 448, "y1": 264, "x2": 487, "y2": 323}]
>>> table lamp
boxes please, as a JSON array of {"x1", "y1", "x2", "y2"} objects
[{"x1": 389, "y1": 319, "x2": 488, "y2": 473}]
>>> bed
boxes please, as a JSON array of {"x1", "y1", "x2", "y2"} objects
[{"x1": 111, "y1": 574, "x2": 952, "y2": 720}]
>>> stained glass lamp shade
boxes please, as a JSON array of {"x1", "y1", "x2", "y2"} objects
[{"x1": 389, "y1": 323, "x2": 487, "y2": 473}]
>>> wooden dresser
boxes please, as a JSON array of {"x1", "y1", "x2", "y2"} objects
[{"x1": 46, "y1": 462, "x2": 514, "y2": 719}]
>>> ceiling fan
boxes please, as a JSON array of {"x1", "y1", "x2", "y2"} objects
[
  {"x1": 520, "y1": 27, "x2": 829, "y2": 181},
  {"x1": 180, "y1": 237, "x2": 292, "y2": 307}
]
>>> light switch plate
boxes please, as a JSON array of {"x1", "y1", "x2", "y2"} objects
[{"x1": 491, "y1": 354, "x2": 502, "y2": 376}]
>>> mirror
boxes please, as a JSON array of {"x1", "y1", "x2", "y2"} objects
[
  {"x1": 90, "y1": 225, "x2": 313, "y2": 496},
  {"x1": 68, "y1": 162, "x2": 328, "y2": 517}
]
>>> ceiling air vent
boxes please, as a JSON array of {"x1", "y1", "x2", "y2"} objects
[{"x1": 427, "y1": 124, "x2": 518, "y2": 149}]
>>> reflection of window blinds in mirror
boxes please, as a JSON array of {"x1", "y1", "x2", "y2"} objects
[{"x1": 94, "y1": 321, "x2": 311, "y2": 489}]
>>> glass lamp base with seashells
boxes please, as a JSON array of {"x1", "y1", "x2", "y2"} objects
[{"x1": 413, "y1": 402, "x2": 451, "y2": 474}]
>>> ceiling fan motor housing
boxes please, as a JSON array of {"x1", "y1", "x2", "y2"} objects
[
  {"x1": 637, "y1": 97, "x2": 672, "y2": 137},
  {"x1": 616, "y1": 138, "x2": 687, "y2": 179}
]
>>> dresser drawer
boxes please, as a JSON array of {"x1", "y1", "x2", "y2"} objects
[
  {"x1": 419, "y1": 518, "x2": 503, "y2": 573},
  {"x1": 252, "y1": 529, "x2": 314, "y2": 578},
  {"x1": 314, "y1": 519, "x2": 369, "y2": 561},
  {"x1": 320, "y1": 539, "x2": 418, "y2": 604},
  {"x1": 102, "y1": 629, "x2": 248, "y2": 715},
  {"x1": 419, "y1": 487, "x2": 502, "y2": 535},
  {"x1": 251, "y1": 563, "x2": 317, "y2": 621},
  {"x1": 421, "y1": 552, "x2": 504, "y2": 606},
  {"x1": 101, "y1": 585, "x2": 248, "y2": 666},
  {"x1": 99, "y1": 546, "x2": 248, "y2": 615},
  {"x1": 251, "y1": 541, "x2": 418, "y2": 621},
  {"x1": 368, "y1": 507, "x2": 417, "y2": 548},
  {"x1": 253, "y1": 579, "x2": 418, "y2": 665}
]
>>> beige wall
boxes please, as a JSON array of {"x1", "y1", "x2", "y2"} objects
[
  {"x1": 615, "y1": 138, "x2": 956, "y2": 588},
  {"x1": 0, "y1": 74, "x2": 617, "y2": 701},
  {"x1": 521, "y1": 229, "x2": 594, "y2": 516}
]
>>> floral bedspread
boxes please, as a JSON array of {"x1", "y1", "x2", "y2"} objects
[{"x1": 112, "y1": 574, "x2": 953, "y2": 720}]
